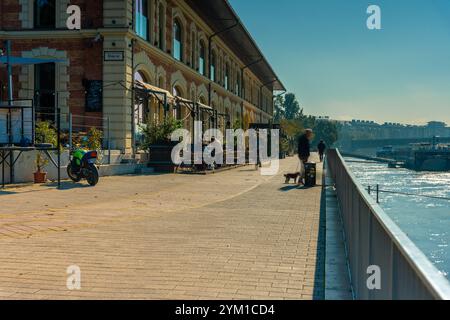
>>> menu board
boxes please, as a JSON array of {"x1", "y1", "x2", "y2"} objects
[{"x1": 85, "y1": 80, "x2": 103, "y2": 112}]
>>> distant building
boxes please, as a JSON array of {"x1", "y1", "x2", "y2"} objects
[{"x1": 335, "y1": 119, "x2": 450, "y2": 143}]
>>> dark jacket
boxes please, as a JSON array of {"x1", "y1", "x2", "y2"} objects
[
  {"x1": 298, "y1": 134, "x2": 310, "y2": 159},
  {"x1": 318, "y1": 142, "x2": 326, "y2": 153}
]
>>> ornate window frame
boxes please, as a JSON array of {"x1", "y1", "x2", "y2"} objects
[{"x1": 19, "y1": 0, "x2": 70, "y2": 29}]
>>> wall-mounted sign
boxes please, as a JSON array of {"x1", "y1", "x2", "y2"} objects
[
  {"x1": 85, "y1": 80, "x2": 103, "y2": 112},
  {"x1": 104, "y1": 51, "x2": 124, "y2": 61}
]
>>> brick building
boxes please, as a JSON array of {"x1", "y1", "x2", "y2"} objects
[{"x1": 0, "y1": 0, "x2": 285, "y2": 153}]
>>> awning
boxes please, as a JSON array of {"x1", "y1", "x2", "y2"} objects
[
  {"x1": 135, "y1": 80, "x2": 175, "y2": 104},
  {"x1": 0, "y1": 56, "x2": 65, "y2": 66},
  {"x1": 197, "y1": 102, "x2": 214, "y2": 112},
  {"x1": 175, "y1": 96, "x2": 214, "y2": 113}
]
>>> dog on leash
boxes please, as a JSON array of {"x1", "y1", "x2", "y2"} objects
[{"x1": 284, "y1": 172, "x2": 301, "y2": 184}]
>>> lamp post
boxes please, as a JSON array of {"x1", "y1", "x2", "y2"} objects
[{"x1": 3, "y1": 40, "x2": 13, "y2": 103}]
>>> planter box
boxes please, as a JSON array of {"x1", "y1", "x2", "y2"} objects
[{"x1": 148, "y1": 143, "x2": 178, "y2": 172}]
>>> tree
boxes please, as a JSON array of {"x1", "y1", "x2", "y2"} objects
[
  {"x1": 274, "y1": 92, "x2": 339, "y2": 149},
  {"x1": 312, "y1": 120, "x2": 338, "y2": 148},
  {"x1": 283, "y1": 93, "x2": 301, "y2": 120},
  {"x1": 273, "y1": 95, "x2": 285, "y2": 123}
]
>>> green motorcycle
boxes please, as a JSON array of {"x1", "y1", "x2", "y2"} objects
[{"x1": 67, "y1": 148, "x2": 100, "y2": 186}]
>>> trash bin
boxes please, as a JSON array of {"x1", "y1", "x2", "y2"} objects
[{"x1": 304, "y1": 162, "x2": 316, "y2": 187}]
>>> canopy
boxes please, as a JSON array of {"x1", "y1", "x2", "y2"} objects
[
  {"x1": 135, "y1": 79, "x2": 175, "y2": 104},
  {"x1": 175, "y1": 97, "x2": 213, "y2": 112},
  {"x1": 0, "y1": 56, "x2": 65, "y2": 66}
]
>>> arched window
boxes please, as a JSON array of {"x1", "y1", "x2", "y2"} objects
[
  {"x1": 134, "y1": 71, "x2": 149, "y2": 125},
  {"x1": 191, "y1": 31, "x2": 196, "y2": 69},
  {"x1": 210, "y1": 51, "x2": 217, "y2": 82},
  {"x1": 34, "y1": 0, "x2": 56, "y2": 28},
  {"x1": 199, "y1": 41, "x2": 206, "y2": 76},
  {"x1": 135, "y1": 0, "x2": 149, "y2": 40},
  {"x1": 224, "y1": 64, "x2": 230, "y2": 91},
  {"x1": 158, "y1": 4, "x2": 165, "y2": 50},
  {"x1": 235, "y1": 72, "x2": 241, "y2": 96},
  {"x1": 173, "y1": 19, "x2": 183, "y2": 61},
  {"x1": 172, "y1": 86, "x2": 183, "y2": 120}
]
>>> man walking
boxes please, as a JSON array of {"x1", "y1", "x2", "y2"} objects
[
  {"x1": 318, "y1": 140, "x2": 326, "y2": 162},
  {"x1": 297, "y1": 129, "x2": 313, "y2": 184}
]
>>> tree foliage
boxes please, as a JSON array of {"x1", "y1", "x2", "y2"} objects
[{"x1": 276, "y1": 93, "x2": 339, "y2": 151}]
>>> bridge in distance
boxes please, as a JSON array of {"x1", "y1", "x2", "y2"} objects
[{"x1": 349, "y1": 137, "x2": 450, "y2": 150}]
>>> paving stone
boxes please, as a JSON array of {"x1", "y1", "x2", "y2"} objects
[{"x1": 0, "y1": 156, "x2": 328, "y2": 300}]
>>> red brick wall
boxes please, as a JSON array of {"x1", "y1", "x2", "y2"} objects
[
  {"x1": 71, "y1": 0, "x2": 104, "y2": 29},
  {"x1": 0, "y1": 0, "x2": 21, "y2": 30},
  {"x1": 0, "y1": 39, "x2": 103, "y2": 127},
  {"x1": 0, "y1": 0, "x2": 103, "y2": 30}
]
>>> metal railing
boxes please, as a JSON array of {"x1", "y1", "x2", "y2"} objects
[{"x1": 326, "y1": 149, "x2": 450, "y2": 300}]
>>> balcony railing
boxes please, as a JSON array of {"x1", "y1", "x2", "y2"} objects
[{"x1": 326, "y1": 149, "x2": 450, "y2": 300}]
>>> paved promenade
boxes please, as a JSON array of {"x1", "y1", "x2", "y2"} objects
[{"x1": 0, "y1": 156, "x2": 325, "y2": 300}]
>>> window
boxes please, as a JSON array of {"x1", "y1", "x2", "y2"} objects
[
  {"x1": 236, "y1": 72, "x2": 241, "y2": 96},
  {"x1": 134, "y1": 71, "x2": 149, "y2": 124},
  {"x1": 199, "y1": 41, "x2": 206, "y2": 76},
  {"x1": 172, "y1": 86, "x2": 182, "y2": 120},
  {"x1": 34, "y1": 63, "x2": 55, "y2": 122},
  {"x1": 34, "y1": 0, "x2": 56, "y2": 29},
  {"x1": 224, "y1": 64, "x2": 230, "y2": 91},
  {"x1": 158, "y1": 4, "x2": 165, "y2": 50},
  {"x1": 210, "y1": 52, "x2": 217, "y2": 82},
  {"x1": 191, "y1": 31, "x2": 196, "y2": 69},
  {"x1": 173, "y1": 20, "x2": 183, "y2": 61},
  {"x1": 135, "y1": 0, "x2": 149, "y2": 40}
]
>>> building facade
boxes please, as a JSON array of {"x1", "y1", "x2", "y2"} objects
[{"x1": 0, "y1": 0, "x2": 285, "y2": 153}]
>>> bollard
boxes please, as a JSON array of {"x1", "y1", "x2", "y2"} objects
[{"x1": 376, "y1": 184, "x2": 380, "y2": 204}]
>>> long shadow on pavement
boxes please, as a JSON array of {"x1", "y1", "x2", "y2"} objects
[
  {"x1": 313, "y1": 179, "x2": 327, "y2": 300},
  {"x1": 0, "y1": 190, "x2": 18, "y2": 195},
  {"x1": 46, "y1": 181, "x2": 93, "y2": 190}
]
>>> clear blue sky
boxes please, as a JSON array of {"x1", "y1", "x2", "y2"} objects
[{"x1": 229, "y1": 0, "x2": 450, "y2": 125}]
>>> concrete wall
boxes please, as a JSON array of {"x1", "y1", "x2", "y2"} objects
[{"x1": 0, "y1": 149, "x2": 145, "y2": 184}]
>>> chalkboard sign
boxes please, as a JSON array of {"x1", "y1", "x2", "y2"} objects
[{"x1": 85, "y1": 80, "x2": 103, "y2": 112}]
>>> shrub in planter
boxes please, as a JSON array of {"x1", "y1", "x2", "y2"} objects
[
  {"x1": 141, "y1": 118, "x2": 183, "y2": 170},
  {"x1": 141, "y1": 117, "x2": 183, "y2": 148}
]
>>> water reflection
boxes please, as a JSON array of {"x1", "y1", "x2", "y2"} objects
[{"x1": 346, "y1": 157, "x2": 450, "y2": 278}]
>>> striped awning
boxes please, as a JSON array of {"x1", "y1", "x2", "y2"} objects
[
  {"x1": 135, "y1": 80, "x2": 175, "y2": 104},
  {"x1": 0, "y1": 56, "x2": 65, "y2": 66}
]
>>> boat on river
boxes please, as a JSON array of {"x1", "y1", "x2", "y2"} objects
[{"x1": 405, "y1": 140, "x2": 450, "y2": 172}]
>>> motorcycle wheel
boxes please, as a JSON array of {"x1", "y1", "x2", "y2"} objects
[
  {"x1": 86, "y1": 164, "x2": 99, "y2": 186},
  {"x1": 67, "y1": 163, "x2": 82, "y2": 182}
]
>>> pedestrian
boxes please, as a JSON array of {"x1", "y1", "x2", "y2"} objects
[
  {"x1": 318, "y1": 140, "x2": 326, "y2": 162},
  {"x1": 297, "y1": 129, "x2": 313, "y2": 185}
]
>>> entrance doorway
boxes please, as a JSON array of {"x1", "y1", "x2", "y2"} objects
[{"x1": 34, "y1": 63, "x2": 56, "y2": 122}]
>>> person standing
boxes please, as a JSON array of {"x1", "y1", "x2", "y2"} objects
[
  {"x1": 318, "y1": 140, "x2": 326, "y2": 162},
  {"x1": 297, "y1": 129, "x2": 313, "y2": 184}
]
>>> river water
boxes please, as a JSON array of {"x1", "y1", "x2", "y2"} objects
[{"x1": 345, "y1": 158, "x2": 450, "y2": 278}]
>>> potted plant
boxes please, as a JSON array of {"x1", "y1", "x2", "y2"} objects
[
  {"x1": 33, "y1": 121, "x2": 59, "y2": 184},
  {"x1": 34, "y1": 152, "x2": 49, "y2": 183},
  {"x1": 141, "y1": 117, "x2": 183, "y2": 172},
  {"x1": 86, "y1": 127, "x2": 103, "y2": 164}
]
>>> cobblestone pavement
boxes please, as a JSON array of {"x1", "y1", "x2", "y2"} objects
[{"x1": 0, "y1": 156, "x2": 324, "y2": 300}]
